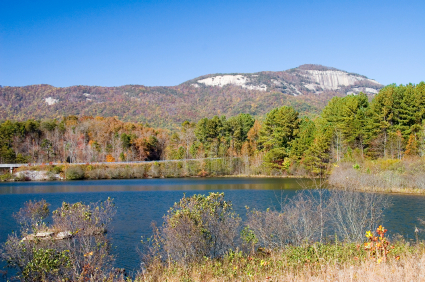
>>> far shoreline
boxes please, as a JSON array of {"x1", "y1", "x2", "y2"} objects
[{"x1": 3, "y1": 169, "x2": 425, "y2": 196}]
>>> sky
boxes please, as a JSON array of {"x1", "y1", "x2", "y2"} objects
[{"x1": 0, "y1": 0, "x2": 424, "y2": 87}]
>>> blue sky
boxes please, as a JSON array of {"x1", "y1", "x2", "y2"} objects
[{"x1": 1, "y1": 0, "x2": 424, "y2": 87}]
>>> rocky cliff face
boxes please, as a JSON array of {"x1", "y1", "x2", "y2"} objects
[
  {"x1": 302, "y1": 70, "x2": 380, "y2": 92},
  {"x1": 189, "y1": 64, "x2": 382, "y2": 96}
]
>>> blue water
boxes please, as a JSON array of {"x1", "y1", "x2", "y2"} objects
[{"x1": 1, "y1": 177, "x2": 425, "y2": 273}]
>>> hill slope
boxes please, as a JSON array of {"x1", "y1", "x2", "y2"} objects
[{"x1": 0, "y1": 64, "x2": 382, "y2": 128}]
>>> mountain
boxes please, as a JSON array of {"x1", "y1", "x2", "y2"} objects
[
  {"x1": 186, "y1": 64, "x2": 381, "y2": 96},
  {"x1": 0, "y1": 64, "x2": 383, "y2": 129}
]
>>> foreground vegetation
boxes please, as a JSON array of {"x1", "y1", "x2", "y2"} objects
[
  {"x1": 2, "y1": 188, "x2": 425, "y2": 281},
  {"x1": 137, "y1": 243, "x2": 425, "y2": 282}
]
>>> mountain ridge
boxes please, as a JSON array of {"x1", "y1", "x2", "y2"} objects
[
  {"x1": 183, "y1": 64, "x2": 381, "y2": 96},
  {"x1": 0, "y1": 64, "x2": 383, "y2": 129}
]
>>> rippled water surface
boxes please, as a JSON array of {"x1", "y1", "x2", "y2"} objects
[{"x1": 1, "y1": 177, "x2": 425, "y2": 272}]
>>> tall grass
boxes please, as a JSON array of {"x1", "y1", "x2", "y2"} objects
[
  {"x1": 329, "y1": 158, "x2": 425, "y2": 193},
  {"x1": 135, "y1": 241, "x2": 425, "y2": 282}
]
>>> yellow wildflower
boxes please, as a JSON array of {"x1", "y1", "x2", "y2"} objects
[{"x1": 84, "y1": 251, "x2": 94, "y2": 257}]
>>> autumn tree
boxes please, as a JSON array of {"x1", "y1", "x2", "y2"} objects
[{"x1": 404, "y1": 134, "x2": 418, "y2": 156}]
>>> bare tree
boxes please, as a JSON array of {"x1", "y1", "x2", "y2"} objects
[{"x1": 328, "y1": 187, "x2": 389, "y2": 242}]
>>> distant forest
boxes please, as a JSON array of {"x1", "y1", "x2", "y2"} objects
[
  {"x1": 1, "y1": 82, "x2": 424, "y2": 175},
  {"x1": 0, "y1": 83, "x2": 335, "y2": 129}
]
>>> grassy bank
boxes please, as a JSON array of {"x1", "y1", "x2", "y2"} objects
[
  {"x1": 134, "y1": 241, "x2": 424, "y2": 282},
  {"x1": 5, "y1": 158, "x2": 247, "y2": 181},
  {"x1": 1, "y1": 158, "x2": 308, "y2": 182},
  {"x1": 329, "y1": 158, "x2": 425, "y2": 194}
]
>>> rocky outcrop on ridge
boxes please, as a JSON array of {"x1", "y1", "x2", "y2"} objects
[{"x1": 189, "y1": 64, "x2": 382, "y2": 96}]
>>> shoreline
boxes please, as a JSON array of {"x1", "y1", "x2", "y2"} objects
[{"x1": 3, "y1": 169, "x2": 425, "y2": 196}]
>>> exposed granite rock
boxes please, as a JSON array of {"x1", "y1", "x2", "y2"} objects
[
  {"x1": 197, "y1": 75, "x2": 267, "y2": 91},
  {"x1": 15, "y1": 170, "x2": 62, "y2": 181},
  {"x1": 57, "y1": 231, "x2": 73, "y2": 239},
  {"x1": 21, "y1": 230, "x2": 73, "y2": 242},
  {"x1": 302, "y1": 70, "x2": 380, "y2": 91},
  {"x1": 191, "y1": 64, "x2": 382, "y2": 96}
]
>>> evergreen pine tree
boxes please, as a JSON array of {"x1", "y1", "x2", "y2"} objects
[
  {"x1": 302, "y1": 119, "x2": 333, "y2": 175},
  {"x1": 395, "y1": 84, "x2": 417, "y2": 138},
  {"x1": 290, "y1": 117, "x2": 316, "y2": 162},
  {"x1": 366, "y1": 85, "x2": 396, "y2": 157},
  {"x1": 258, "y1": 106, "x2": 300, "y2": 151}
]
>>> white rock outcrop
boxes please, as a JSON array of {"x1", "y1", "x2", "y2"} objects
[
  {"x1": 16, "y1": 170, "x2": 62, "y2": 181},
  {"x1": 192, "y1": 67, "x2": 382, "y2": 96},
  {"x1": 304, "y1": 83, "x2": 319, "y2": 91},
  {"x1": 44, "y1": 97, "x2": 58, "y2": 105},
  {"x1": 57, "y1": 231, "x2": 73, "y2": 239},
  {"x1": 197, "y1": 75, "x2": 267, "y2": 91},
  {"x1": 347, "y1": 87, "x2": 379, "y2": 95},
  {"x1": 365, "y1": 87, "x2": 379, "y2": 94},
  {"x1": 303, "y1": 70, "x2": 380, "y2": 91},
  {"x1": 36, "y1": 231, "x2": 54, "y2": 237},
  {"x1": 21, "y1": 230, "x2": 73, "y2": 242}
]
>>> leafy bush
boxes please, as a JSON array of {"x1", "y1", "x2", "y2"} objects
[
  {"x1": 52, "y1": 198, "x2": 116, "y2": 235},
  {"x1": 144, "y1": 193, "x2": 241, "y2": 265},
  {"x1": 49, "y1": 165, "x2": 63, "y2": 174},
  {"x1": 0, "y1": 173, "x2": 12, "y2": 181},
  {"x1": 1, "y1": 198, "x2": 117, "y2": 281},
  {"x1": 22, "y1": 248, "x2": 71, "y2": 281},
  {"x1": 65, "y1": 166, "x2": 85, "y2": 180}
]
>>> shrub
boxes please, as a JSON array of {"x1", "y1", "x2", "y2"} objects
[
  {"x1": 144, "y1": 193, "x2": 241, "y2": 265},
  {"x1": 13, "y1": 199, "x2": 50, "y2": 234},
  {"x1": 0, "y1": 172, "x2": 12, "y2": 181},
  {"x1": 328, "y1": 188, "x2": 388, "y2": 242},
  {"x1": 50, "y1": 165, "x2": 63, "y2": 174},
  {"x1": 245, "y1": 191, "x2": 327, "y2": 251},
  {"x1": 65, "y1": 166, "x2": 85, "y2": 180},
  {"x1": 1, "y1": 198, "x2": 117, "y2": 281},
  {"x1": 22, "y1": 248, "x2": 72, "y2": 281},
  {"x1": 52, "y1": 198, "x2": 116, "y2": 235}
]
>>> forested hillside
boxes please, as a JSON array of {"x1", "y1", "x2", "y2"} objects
[
  {"x1": 1, "y1": 83, "x2": 424, "y2": 178},
  {"x1": 0, "y1": 64, "x2": 382, "y2": 129}
]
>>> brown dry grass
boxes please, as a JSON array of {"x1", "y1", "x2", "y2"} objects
[
  {"x1": 135, "y1": 250, "x2": 425, "y2": 282},
  {"x1": 329, "y1": 158, "x2": 425, "y2": 194}
]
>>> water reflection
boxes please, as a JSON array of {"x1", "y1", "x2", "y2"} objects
[{"x1": 0, "y1": 178, "x2": 311, "y2": 194}]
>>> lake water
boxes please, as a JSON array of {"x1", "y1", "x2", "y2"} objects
[{"x1": 1, "y1": 177, "x2": 425, "y2": 273}]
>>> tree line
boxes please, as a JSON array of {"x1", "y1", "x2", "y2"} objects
[{"x1": 0, "y1": 82, "x2": 424, "y2": 175}]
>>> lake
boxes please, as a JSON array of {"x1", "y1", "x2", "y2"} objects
[{"x1": 1, "y1": 177, "x2": 425, "y2": 273}]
